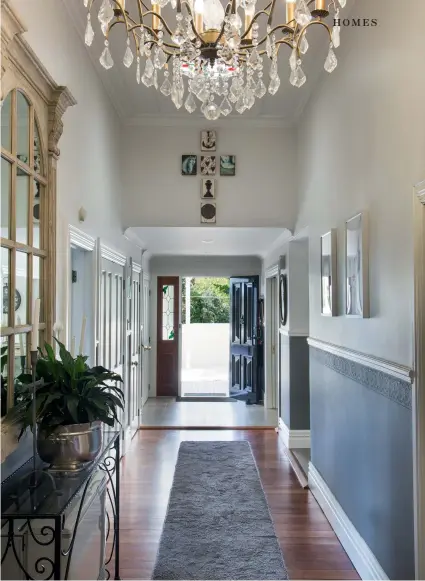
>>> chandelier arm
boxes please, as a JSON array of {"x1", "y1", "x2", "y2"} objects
[
  {"x1": 296, "y1": 19, "x2": 331, "y2": 53},
  {"x1": 215, "y1": 3, "x2": 234, "y2": 45},
  {"x1": 266, "y1": 0, "x2": 277, "y2": 27},
  {"x1": 181, "y1": 3, "x2": 206, "y2": 46},
  {"x1": 241, "y1": 8, "x2": 272, "y2": 41},
  {"x1": 241, "y1": 22, "x2": 293, "y2": 50},
  {"x1": 142, "y1": 11, "x2": 174, "y2": 36}
]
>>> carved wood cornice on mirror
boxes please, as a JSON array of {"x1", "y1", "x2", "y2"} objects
[{"x1": 1, "y1": 1, "x2": 76, "y2": 435}]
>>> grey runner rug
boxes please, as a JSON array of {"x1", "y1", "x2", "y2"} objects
[{"x1": 152, "y1": 441, "x2": 288, "y2": 580}]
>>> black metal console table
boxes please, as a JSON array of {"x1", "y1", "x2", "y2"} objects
[{"x1": 1, "y1": 431, "x2": 120, "y2": 580}]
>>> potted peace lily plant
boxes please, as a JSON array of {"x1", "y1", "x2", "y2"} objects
[{"x1": 5, "y1": 340, "x2": 124, "y2": 472}]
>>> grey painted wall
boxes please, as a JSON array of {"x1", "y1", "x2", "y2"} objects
[
  {"x1": 279, "y1": 334, "x2": 310, "y2": 430},
  {"x1": 310, "y1": 346, "x2": 414, "y2": 580}
]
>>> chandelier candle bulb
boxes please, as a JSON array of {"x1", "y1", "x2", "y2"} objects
[
  {"x1": 286, "y1": 0, "x2": 296, "y2": 27},
  {"x1": 194, "y1": 0, "x2": 204, "y2": 32},
  {"x1": 311, "y1": 0, "x2": 329, "y2": 18},
  {"x1": 244, "y1": 4, "x2": 255, "y2": 41},
  {"x1": 152, "y1": 4, "x2": 161, "y2": 32}
]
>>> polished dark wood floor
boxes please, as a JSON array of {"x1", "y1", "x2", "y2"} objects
[{"x1": 118, "y1": 430, "x2": 360, "y2": 580}]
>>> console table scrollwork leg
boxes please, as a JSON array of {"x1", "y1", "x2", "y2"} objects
[
  {"x1": 114, "y1": 436, "x2": 120, "y2": 580},
  {"x1": 54, "y1": 517, "x2": 61, "y2": 580}
]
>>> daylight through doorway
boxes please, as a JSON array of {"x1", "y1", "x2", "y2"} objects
[{"x1": 181, "y1": 277, "x2": 230, "y2": 398}]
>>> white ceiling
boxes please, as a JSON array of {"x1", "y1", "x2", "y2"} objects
[
  {"x1": 126, "y1": 226, "x2": 289, "y2": 256},
  {"x1": 64, "y1": 0, "x2": 332, "y2": 126}
]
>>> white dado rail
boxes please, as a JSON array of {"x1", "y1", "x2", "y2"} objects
[{"x1": 307, "y1": 337, "x2": 413, "y2": 383}]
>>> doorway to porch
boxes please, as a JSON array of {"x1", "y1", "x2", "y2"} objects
[{"x1": 181, "y1": 277, "x2": 230, "y2": 398}]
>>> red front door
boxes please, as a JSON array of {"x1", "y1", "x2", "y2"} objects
[{"x1": 156, "y1": 276, "x2": 179, "y2": 396}]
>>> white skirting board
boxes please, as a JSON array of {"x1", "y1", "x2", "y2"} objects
[
  {"x1": 308, "y1": 462, "x2": 389, "y2": 581},
  {"x1": 278, "y1": 418, "x2": 311, "y2": 449}
]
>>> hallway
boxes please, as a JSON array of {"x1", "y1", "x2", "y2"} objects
[
  {"x1": 119, "y1": 430, "x2": 359, "y2": 580},
  {"x1": 141, "y1": 397, "x2": 278, "y2": 427}
]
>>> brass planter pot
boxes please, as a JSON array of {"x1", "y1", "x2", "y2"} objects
[{"x1": 37, "y1": 421, "x2": 103, "y2": 472}]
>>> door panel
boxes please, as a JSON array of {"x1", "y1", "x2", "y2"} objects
[
  {"x1": 99, "y1": 259, "x2": 125, "y2": 429},
  {"x1": 141, "y1": 274, "x2": 150, "y2": 407},
  {"x1": 157, "y1": 276, "x2": 179, "y2": 397},
  {"x1": 129, "y1": 268, "x2": 141, "y2": 433},
  {"x1": 229, "y1": 276, "x2": 259, "y2": 403}
]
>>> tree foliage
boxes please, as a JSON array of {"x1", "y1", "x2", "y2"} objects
[{"x1": 183, "y1": 278, "x2": 230, "y2": 324}]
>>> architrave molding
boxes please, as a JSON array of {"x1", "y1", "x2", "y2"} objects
[
  {"x1": 265, "y1": 264, "x2": 279, "y2": 279},
  {"x1": 69, "y1": 225, "x2": 96, "y2": 252},
  {"x1": 100, "y1": 244, "x2": 127, "y2": 267}
]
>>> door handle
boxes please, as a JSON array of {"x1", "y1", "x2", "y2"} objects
[
  {"x1": 142, "y1": 345, "x2": 152, "y2": 351},
  {"x1": 132, "y1": 361, "x2": 139, "y2": 366}
]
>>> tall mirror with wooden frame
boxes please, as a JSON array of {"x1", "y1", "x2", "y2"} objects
[
  {"x1": 0, "y1": 1, "x2": 75, "y2": 447},
  {"x1": 1, "y1": 89, "x2": 47, "y2": 416}
]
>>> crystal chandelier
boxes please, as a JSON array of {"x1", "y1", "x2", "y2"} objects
[{"x1": 83, "y1": 0, "x2": 346, "y2": 120}]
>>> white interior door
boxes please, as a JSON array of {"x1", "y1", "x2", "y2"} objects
[
  {"x1": 98, "y1": 249, "x2": 126, "y2": 439},
  {"x1": 141, "y1": 273, "x2": 151, "y2": 409},
  {"x1": 129, "y1": 264, "x2": 142, "y2": 434}
]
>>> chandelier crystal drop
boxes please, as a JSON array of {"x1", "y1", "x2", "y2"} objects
[{"x1": 84, "y1": 0, "x2": 347, "y2": 119}]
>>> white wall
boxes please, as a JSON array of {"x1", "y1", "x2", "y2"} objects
[
  {"x1": 121, "y1": 126, "x2": 297, "y2": 231},
  {"x1": 182, "y1": 323, "x2": 229, "y2": 371},
  {"x1": 10, "y1": 0, "x2": 145, "y2": 341},
  {"x1": 295, "y1": 0, "x2": 425, "y2": 366}
]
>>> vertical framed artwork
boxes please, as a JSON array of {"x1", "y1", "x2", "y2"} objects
[
  {"x1": 345, "y1": 212, "x2": 369, "y2": 318},
  {"x1": 201, "y1": 130, "x2": 216, "y2": 151},
  {"x1": 320, "y1": 229, "x2": 337, "y2": 316},
  {"x1": 181, "y1": 154, "x2": 197, "y2": 175},
  {"x1": 200, "y1": 156, "x2": 216, "y2": 175},
  {"x1": 279, "y1": 273, "x2": 288, "y2": 326},
  {"x1": 201, "y1": 178, "x2": 215, "y2": 199},
  {"x1": 220, "y1": 155, "x2": 236, "y2": 176},
  {"x1": 201, "y1": 202, "x2": 216, "y2": 223}
]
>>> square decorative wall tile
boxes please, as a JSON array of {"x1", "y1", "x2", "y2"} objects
[
  {"x1": 200, "y1": 155, "x2": 216, "y2": 175},
  {"x1": 201, "y1": 202, "x2": 216, "y2": 223}
]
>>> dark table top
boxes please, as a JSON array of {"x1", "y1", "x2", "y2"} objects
[{"x1": 1, "y1": 431, "x2": 119, "y2": 519}]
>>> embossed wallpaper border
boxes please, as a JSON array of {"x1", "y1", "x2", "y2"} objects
[{"x1": 310, "y1": 346, "x2": 412, "y2": 410}]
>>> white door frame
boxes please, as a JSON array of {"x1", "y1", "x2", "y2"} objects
[
  {"x1": 130, "y1": 260, "x2": 142, "y2": 434},
  {"x1": 66, "y1": 225, "x2": 97, "y2": 360},
  {"x1": 99, "y1": 242, "x2": 129, "y2": 454},
  {"x1": 265, "y1": 264, "x2": 279, "y2": 410},
  {"x1": 413, "y1": 179, "x2": 425, "y2": 580},
  {"x1": 141, "y1": 270, "x2": 151, "y2": 411}
]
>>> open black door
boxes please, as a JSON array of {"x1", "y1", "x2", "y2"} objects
[{"x1": 229, "y1": 276, "x2": 261, "y2": 404}]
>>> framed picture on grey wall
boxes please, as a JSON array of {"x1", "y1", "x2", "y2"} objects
[
  {"x1": 181, "y1": 154, "x2": 197, "y2": 176},
  {"x1": 320, "y1": 230, "x2": 337, "y2": 316},
  {"x1": 345, "y1": 212, "x2": 369, "y2": 318}
]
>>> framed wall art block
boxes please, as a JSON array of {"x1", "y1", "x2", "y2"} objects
[
  {"x1": 320, "y1": 229, "x2": 337, "y2": 316},
  {"x1": 201, "y1": 130, "x2": 216, "y2": 152},
  {"x1": 345, "y1": 212, "x2": 369, "y2": 318},
  {"x1": 220, "y1": 155, "x2": 236, "y2": 176},
  {"x1": 201, "y1": 178, "x2": 216, "y2": 199},
  {"x1": 200, "y1": 155, "x2": 216, "y2": 175},
  {"x1": 181, "y1": 154, "x2": 197, "y2": 176},
  {"x1": 201, "y1": 202, "x2": 216, "y2": 223}
]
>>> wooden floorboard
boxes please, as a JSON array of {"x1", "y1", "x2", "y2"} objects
[{"x1": 118, "y1": 429, "x2": 360, "y2": 580}]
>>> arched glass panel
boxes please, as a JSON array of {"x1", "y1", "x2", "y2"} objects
[
  {"x1": 1, "y1": 93, "x2": 12, "y2": 151},
  {"x1": 16, "y1": 91, "x2": 30, "y2": 164}
]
